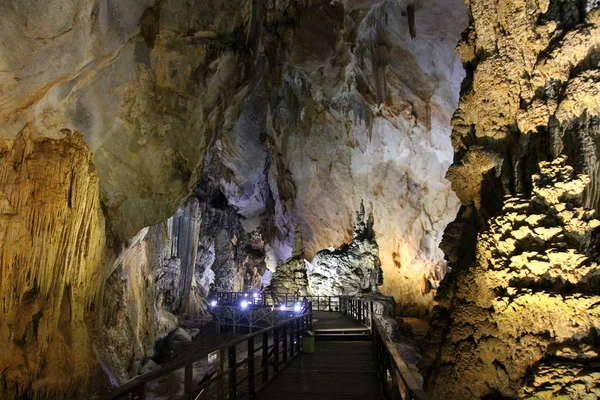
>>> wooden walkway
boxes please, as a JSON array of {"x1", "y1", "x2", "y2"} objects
[
  {"x1": 312, "y1": 310, "x2": 366, "y2": 330},
  {"x1": 254, "y1": 340, "x2": 382, "y2": 399}
]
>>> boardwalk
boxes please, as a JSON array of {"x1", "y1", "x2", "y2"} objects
[
  {"x1": 255, "y1": 341, "x2": 382, "y2": 400},
  {"x1": 312, "y1": 310, "x2": 366, "y2": 330}
]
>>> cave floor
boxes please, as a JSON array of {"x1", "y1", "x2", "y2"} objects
[{"x1": 254, "y1": 340, "x2": 382, "y2": 400}]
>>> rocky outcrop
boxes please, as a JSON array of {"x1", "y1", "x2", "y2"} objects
[
  {"x1": 425, "y1": 157, "x2": 600, "y2": 399},
  {"x1": 0, "y1": 131, "x2": 105, "y2": 398},
  {"x1": 308, "y1": 202, "x2": 383, "y2": 296},
  {"x1": 269, "y1": 226, "x2": 309, "y2": 296},
  {"x1": 426, "y1": 0, "x2": 600, "y2": 395}
]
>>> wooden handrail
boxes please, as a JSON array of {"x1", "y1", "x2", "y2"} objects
[
  {"x1": 338, "y1": 297, "x2": 428, "y2": 400},
  {"x1": 108, "y1": 308, "x2": 312, "y2": 399},
  {"x1": 373, "y1": 318, "x2": 429, "y2": 400}
]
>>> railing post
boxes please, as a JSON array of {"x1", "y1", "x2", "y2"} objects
[
  {"x1": 282, "y1": 323, "x2": 288, "y2": 364},
  {"x1": 273, "y1": 327, "x2": 280, "y2": 373},
  {"x1": 290, "y1": 319, "x2": 295, "y2": 359},
  {"x1": 229, "y1": 345, "x2": 237, "y2": 400},
  {"x1": 262, "y1": 331, "x2": 269, "y2": 383},
  {"x1": 248, "y1": 337, "x2": 255, "y2": 396},
  {"x1": 184, "y1": 363, "x2": 193, "y2": 397},
  {"x1": 328, "y1": 296, "x2": 331, "y2": 311},
  {"x1": 358, "y1": 300, "x2": 362, "y2": 324}
]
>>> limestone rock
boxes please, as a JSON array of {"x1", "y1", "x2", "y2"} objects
[
  {"x1": 139, "y1": 360, "x2": 160, "y2": 375},
  {"x1": 269, "y1": 226, "x2": 309, "y2": 296},
  {"x1": 171, "y1": 328, "x2": 192, "y2": 343},
  {"x1": 308, "y1": 202, "x2": 383, "y2": 296},
  {"x1": 426, "y1": 157, "x2": 600, "y2": 399},
  {"x1": 0, "y1": 131, "x2": 105, "y2": 398}
]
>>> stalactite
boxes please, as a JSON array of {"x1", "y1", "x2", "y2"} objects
[
  {"x1": 407, "y1": 4, "x2": 416, "y2": 39},
  {"x1": 0, "y1": 129, "x2": 105, "y2": 398}
]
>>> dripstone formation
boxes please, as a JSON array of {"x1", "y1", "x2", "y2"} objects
[
  {"x1": 308, "y1": 202, "x2": 383, "y2": 297},
  {"x1": 427, "y1": 0, "x2": 600, "y2": 398},
  {"x1": 425, "y1": 157, "x2": 600, "y2": 399},
  {"x1": 269, "y1": 226, "x2": 310, "y2": 297}
]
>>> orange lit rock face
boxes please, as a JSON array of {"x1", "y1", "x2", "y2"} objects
[
  {"x1": 427, "y1": 1, "x2": 600, "y2": 398},
  {"x1": 426, "y1": 158, "x2": 600, "y2": 399},
  {"x1": 0, "y1": 131, "x2": 105, "y2": 398}
]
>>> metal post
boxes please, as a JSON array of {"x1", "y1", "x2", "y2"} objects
[
  {"x1": 248, "y1": 337, "x2": 255, "y2": 396},
  {"x1": 282, "y1": 323, "x2": 288, "y2": 364},
  {"x1": 229, "y1": 345, "x2": 237, "y2": 400},
  {"x1": 184, "y1": 364, "x2": 193, "y2": 396},
  {"x1": 262, "y1": 331, "x2": 269, "y2": 383},
  {"x1": 358, "y1": 301, "x2": 362, "y2": 324},
  {"x1": 273, "y1": 327, "x2": 280, "y2": 373}
]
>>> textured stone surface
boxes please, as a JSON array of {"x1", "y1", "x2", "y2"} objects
[
  {"x1": 308, "y1": 201, "x2": 383, "y2": 296},
  {"x1": 0, "y1": 131, "x2": 105, "y2": 398},
  {"x1": 427, "y1": 158, "x2": 600, "y2": 399},
  {"x1": 269, "y1": 226, "x2": 309, "y2": 296},
  {"x1": 425, "y1": 2, "x2": 600, "y2": 397},
  {"x1": 210, "y1": 0, "x2": 468, "y2": 314}
]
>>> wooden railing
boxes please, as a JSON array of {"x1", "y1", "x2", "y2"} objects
[
  {"x1": 372, "y1": 316, "x2": 429, "y2": 400},
  {"x1": 340, "y1": 297, "x2": 374, "y2": 329},
  {"x1": 109, "y1": 308, "x2": 312, "y2": 400},
  {"x1": 339, "y1": 297, "x2": 429, "y2": 400}
]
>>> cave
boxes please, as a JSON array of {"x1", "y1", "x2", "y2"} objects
[{"x1": 0, "y1": 0, "x2": 599, "y2": 399}]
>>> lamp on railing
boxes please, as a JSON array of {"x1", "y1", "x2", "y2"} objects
[
  {"x1": 210, "y1": 299, "x2": 218, "y2": 307},
  {"x1": 293, "y1": 303, "x2": 302, "y2": 312},
  {"x1": 280, "y1": 305, "x2": 286, "y2": 311},
  {"x1": 240, "y1": 300, "x2": 249, "y2": 309}
]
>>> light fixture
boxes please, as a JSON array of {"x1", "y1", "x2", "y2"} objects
[
  {"x1": 210, "y1": 300, "x2": 217, "y2": 307},
  {"x1": 244, "y1": 293, "x2": 248, "y2": 297},
  {"x1": 280, "y1": 305, "x2": 286, "y2": 311},
  {"x1": 294, "y1": 303, "x2": 302, "y2": 312},
  {"x1": 253, "y1": 292, "x2": 259, "y2": 299},
  {"x1": 241, "y1": 300, "x2": 249, "y2": 309}
]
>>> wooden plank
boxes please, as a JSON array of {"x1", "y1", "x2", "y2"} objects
[{"x1": 255, "y1": 341, "x2": 382, "y2": 400}]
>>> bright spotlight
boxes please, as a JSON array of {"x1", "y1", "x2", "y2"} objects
[
  {"x1": 241, "y1": 300, "x2": 249, "y2": 309},
  {"x1": 210, "y1": 300, "x2": 217, "y2": 307},
  {"x1": 253, "y1": 292, "x2": 259, "y2": 298},
  {"x1": 280, "y1": 305, "x2": 286, "y2": 311},
  {"x1": 244, "y1": 293, "x2": 248, "y2": 297},
  {"x1": 293, "y1": 303, "x2": 302, "y2": 312}
]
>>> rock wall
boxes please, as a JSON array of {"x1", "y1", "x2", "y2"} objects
[
  {"x1": 426, "y1": 1, "x2": 600, "y2": 398},
  {"x1": 0, "y1": 131, "x2": 105, "y2": 398},
  {"x1": 269, "y1": 226, "x2": 309, "y2": 297},
  {"x1": 0, "y1": 1, "x2": 297, "y2": 396}
]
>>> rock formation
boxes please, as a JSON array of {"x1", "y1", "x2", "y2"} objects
[
  {"x1": 425, "y1": 157, "x2": 600, "y2": 399},
  {"x1": 0, "y1": 131, "x2": 105, "y2": 398},
  {"x1": 308, "y1": 201, "x2": 383, "y2": 296},
  {"x1": 426, "y1": 1, "x2": 600, "y2": 398},
  {"x1": 269, "y1": 226, "x2": 309, "y2": 297}
]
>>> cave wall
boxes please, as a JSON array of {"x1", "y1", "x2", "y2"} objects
[
  {"x1": 0, "y1": 0, "x2": 289, "y2": 396},
  {"x1": 0, "y1": 131, "x2": 105, "y2": 397},
  {"x1": 426, "y1": 1, "x2": 600, "y2": 398},
  {"x1": 214, "y1": 0, "x2": 468, "y2": 315}
]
